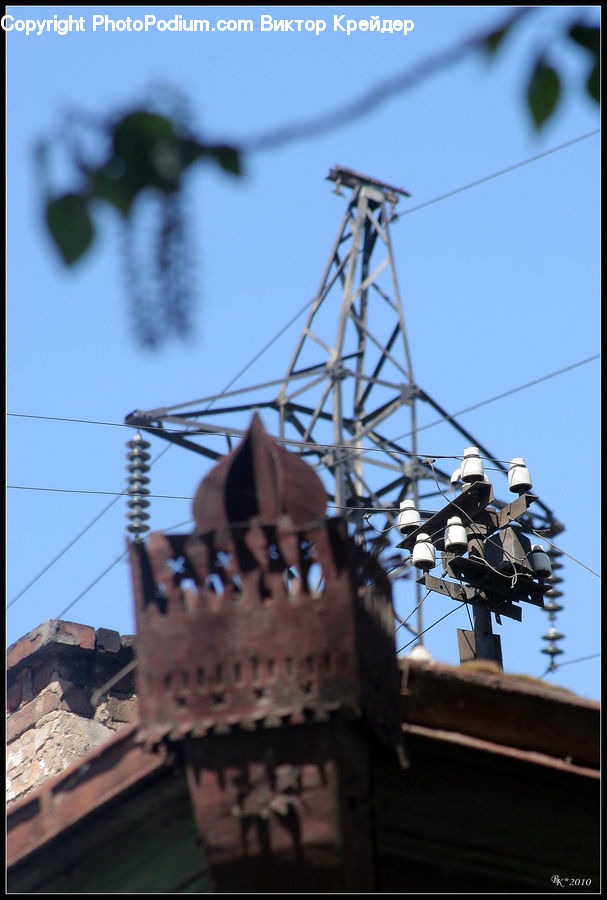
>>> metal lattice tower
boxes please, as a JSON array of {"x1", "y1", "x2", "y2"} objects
[
  {"x1": 275, "y1": 166, "x2": 417, "y2": 515},
  {"x1": 126, "y1": 166, "x2": 563, "y2": 649}
]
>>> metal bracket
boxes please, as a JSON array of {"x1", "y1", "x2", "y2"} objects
[
  {"x1": 446, "y1": 557, "x2": 546, "y2": 607},
  {"x1": 419, "y1": 575, "x2": 523, "y2": 622}
]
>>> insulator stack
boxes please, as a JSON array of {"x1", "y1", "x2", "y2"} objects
[
  {"x1": 541, "y1": 547, "x2": 564, "y2": 669},
  {"x1": 126, "y1": 432, "x2": 151, "y2": 539}
]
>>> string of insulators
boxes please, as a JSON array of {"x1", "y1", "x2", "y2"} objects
[
  {"x1": 541, "y1": 547, "x2": 565, "y2": 668},
  {"x1": 126, "y1": 432, "x2": 151, "y2": 538},
  {"x1": 400, "y1": 452, "x2": 567, "y2": 675}
]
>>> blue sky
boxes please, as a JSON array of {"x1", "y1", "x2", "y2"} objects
[{"x1": 6, "y1": 6, "x2": 600, "y2": 700}]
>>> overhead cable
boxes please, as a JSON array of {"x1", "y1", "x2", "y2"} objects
[
  {"x1": 8, "y1": 352, "x2": 599, "y2": 446},
  {"x1": 53, "y1": 517, "x2": 195, "y2": 620}
]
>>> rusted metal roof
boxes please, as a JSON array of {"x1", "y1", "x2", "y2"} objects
[
  {"x1": 7, "y1": 656, "x2": 599, "y2": 880},
  {"x1": 399, "y1": 657, "x2": 600, "y2": 770}
]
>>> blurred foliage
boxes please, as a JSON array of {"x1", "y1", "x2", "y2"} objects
[
  {"x1": 41, "y1": 103, "x2": 241, "y2": 348},
  {"x1": 567, "y1": 23, "x2": 600, "y2": 104},
  {"x1": 526, "y1": 59, "x2": 562, "y2": 130},
  {"x1": 38, "y1": 10, "x2": 598, "y2": 349},
  {"x1": 482, "y1": 12, "x2": 599, "y2": 129}
]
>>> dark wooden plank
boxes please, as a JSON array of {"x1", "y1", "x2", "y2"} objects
[
  {"x1": 372, "y1": 729, "x2": 600, "y2": 893},
  {"x1": 7, "y1": 766, "x2": 210, "y2": 893}
]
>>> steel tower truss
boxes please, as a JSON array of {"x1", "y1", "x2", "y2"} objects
[{"x1": 126, "y1": 166, "x2": 562, "y2": 642}]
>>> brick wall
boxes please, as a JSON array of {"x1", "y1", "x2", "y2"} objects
[{"x1": 7, "y1": 620, "x2": 138, "y2": 807}]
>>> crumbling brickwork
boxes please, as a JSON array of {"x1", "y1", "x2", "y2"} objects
[{"x1": 6, "y1": 620, "x2": 138, "y2": 807}]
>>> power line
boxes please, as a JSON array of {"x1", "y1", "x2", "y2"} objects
[
  {"x1": 531, "y1": 532, "x2": 600, "y2": 579},
  {"x1": 6, "y1": 479, "x2": 600, "y2": 578},
  {"x1": 8, "y1": 345, "x2": 600, "y2": 605},
  {"x1": 395, "y1": 589, "x2": 431, "y2": 635},
  {"x1": 7, "y1": 293, "x2": 318, "y2": 609},
  {"x1": 7, "y1": 412, "x2": 137, "y2": 428},
  {"x1": 8, "y1": 351, "x2": 599, "y2": 447},
  {"x1": 392, "y1": 130, "x2": 600, "y2": 221},
  {"x1": 6, "y1": 9, "x2": 598, "y2": 624},
  {"x1": 7, "y1": 480, "x2": 600, "y2": 617},
  {"x1": 164, "y1": 518, "x2": 196, "y2": 533},
  {"x1": 53, "y1": 517, "x2": 195, "y2": 620},
  {"x1": 7, "y1": 125, "x2": 599, "y2": 614},
  {"x1": 7, "y1": 344, "x2": 602, "y2": 598},
  {"x1": 7, "y1": 492, "x2": 124, "y2": 609},
  {"x1": 5, "y1": 480, "x2": 559, "y2": 573},
  {"x1": 398, "y1": 602, "x2": 467, "y2": 654},
  {"x1": 7, "y1": 485, "x2": 193, "y2": 500},
  {"x1": 540, "y1": 653, "x2": 600, "y2": 678},
  {"x1": 55, "y1": 548, "x2": 130, "y2": 620},
  {"x1": 391, "y1": 354, "x2": 600, "y2": 443},
  {"x1": 0, "y1": 431, "x2": 537, "y2": 462}
]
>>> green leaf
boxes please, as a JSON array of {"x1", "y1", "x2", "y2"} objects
[
  {"x1": 210, "y1": 145, "x2": 241, "y2": 176},
  {"x1": 89, "y1": 164, "x2": 139, "y2": 216},
  {"x1": 45, "y1": 193, "x2": 94, "y2": 264},
  {"x1": 112, "y1": 111, "x2": 176, "y2": 159},
  {"x1": 480, "y1": 8, "x2": 532, "y2": 56},
  {"x1": 566, "y1": 24, "x2": 599, "y2": 105},
  {"x1": 111, "y1": 111, "x2": 179, "y2": 194},
  {"x1": 483, "y1": 24, "x2": 511, "y2": 55},
  {"x1": 568, "y1": 24, "x2": 599, "y2": 55},
  {"x1": 586, "y1": 61, "x2": 600, "y2": 104},
  {"x1": 527, "y1": 59, "x2": 561, "y2": 129},
  {"x1": 176, "y1": 137, "x2": 211, "y2": 169}
]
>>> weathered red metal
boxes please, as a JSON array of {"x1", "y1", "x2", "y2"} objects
[
  {"x1": 131, "y1": 414, "x2": 402, "y2": 751},
  {"x1": 399, "y1": 657, "x2": 600, "y2": 768},
  {"x1": 180, "y1": 722, "x2": 376, "y2": 892},
  {"x1": 130, "y1": 413, "x2": 403, "y2": 888},
  {"x1": 192, "y1": 412, "x2": 328, "y2": 534}
]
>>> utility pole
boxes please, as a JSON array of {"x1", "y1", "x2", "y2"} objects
[
  {"x1": 397, "y1": 456, "x2": 554, "y2": 668},
  {"x1": 276, "y1": 167, "x2": 417, "y2": 512},
  {"x1": 125, "y1": 167, "x2": 563, "y2": 656}
]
